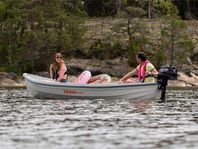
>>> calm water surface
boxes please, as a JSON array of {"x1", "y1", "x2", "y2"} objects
[{"x1": 0, "y1": 89, "x2": 198, "y2": 149}]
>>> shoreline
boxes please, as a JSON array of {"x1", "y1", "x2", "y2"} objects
[
  {"x1": 1, "y1": 71, "x2": 198, "y2": 90},
  {"x1": 0, "y1": 83, "x2": 197, "y2": 90},
  {"x1": 167, "y1": 86, "x2": 198, "y2": 90}
]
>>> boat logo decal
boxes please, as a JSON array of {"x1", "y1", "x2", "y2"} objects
[{"x1": 64, "y1": 89, "x2": 84, "y2": 94}]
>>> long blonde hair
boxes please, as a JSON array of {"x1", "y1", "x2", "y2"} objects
[{"x1": 52, "y1": 52, "x2": 65, "y2": 71}]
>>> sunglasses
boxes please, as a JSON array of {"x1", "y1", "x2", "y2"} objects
[{"x1": 56, "y1": 56, "x2": 62, "y2": 59}]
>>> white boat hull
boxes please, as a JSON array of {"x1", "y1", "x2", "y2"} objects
[{"x1": 23, "y1": 73, "x2": 161, "y2": 100}]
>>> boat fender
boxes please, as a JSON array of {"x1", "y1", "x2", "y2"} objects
[{"x1": 75, "y1": 71, "x2": 92, "y2": 84}]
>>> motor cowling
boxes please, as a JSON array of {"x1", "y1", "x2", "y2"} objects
[
  {"x1": 157, "y1": 65, "x2": 178, "y2": 102},
  {"x1": 158, "y1": 65, "x2": 177, "y2": 81}
]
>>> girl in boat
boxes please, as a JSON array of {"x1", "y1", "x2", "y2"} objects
[
  {"x1": 119, "y1": 52, "x2": 158, "y2": 83},
  {"x1": 72, "y1": 71, "x2": 111, "y2": 84},
  {"x1": 49, "y1": 52, "x2": 68, "y2": 82}
]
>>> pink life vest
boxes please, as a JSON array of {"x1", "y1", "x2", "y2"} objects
[{"x1": 138, "y1": 60, "x2": 149, "y2": 82}]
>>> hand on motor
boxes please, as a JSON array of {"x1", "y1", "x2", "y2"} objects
[{"x1": 148, "y1": 71, "x2": 158, "y2": 77}]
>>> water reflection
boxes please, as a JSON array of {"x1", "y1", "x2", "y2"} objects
[{"x1": 0, "y1": 89, "x2": 198, "y2": 149}]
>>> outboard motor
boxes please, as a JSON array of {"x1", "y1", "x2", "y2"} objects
[{"x1": 157, "y1": 65, "x2": 178, "y2": 102}]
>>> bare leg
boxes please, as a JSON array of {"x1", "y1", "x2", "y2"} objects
[
  {"x1": 70, "y1": 76, "x2": 77, "y2": 83},
  {"x1": 88, "y1": 75, "x2": 111, "y2": 84},
  {"x1": 123, "y1": 78, "x2": 137, "y2": 83}
]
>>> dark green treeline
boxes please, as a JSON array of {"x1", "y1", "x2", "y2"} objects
[
  {"x1": 0, "y1": 0, "x2": 197, "y2": 74},
  {"x1": 0, "y1": 0, "x2": 85, "y2": 73},
  {"x1": 84, "y1": 0, "x2": 198, "y2": 19}
]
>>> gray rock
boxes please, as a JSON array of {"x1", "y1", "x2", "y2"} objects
[
  {"x1": 86, "y1": 66, "x2": 103, "y2": 76},
  {"x1": 190, "y1": 69, "x2": 198, "y2": 75},
  {"x1": 37, "y1": 71, "x2": 49, "y2": 78},
  {"x1": 8, "y1": 72, "x2": 18, "y2": 81},
  {"x1": 193, "y1": 43, "x2": 198, "y2": 54},
  {"x1": 67, "y1": 64, "x2": 84, "y2": 75}
]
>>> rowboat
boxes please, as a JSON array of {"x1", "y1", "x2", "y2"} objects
[{"x1": 23, "y1": 73, "x2": 161, "y2": 100}]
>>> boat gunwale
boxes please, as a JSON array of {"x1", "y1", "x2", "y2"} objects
[{"x1": 23, "y1": 73, "x2": 158, "y2": 89}]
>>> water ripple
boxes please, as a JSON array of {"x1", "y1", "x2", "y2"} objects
[{"x1": 0, "y1": 88, "x2": 198, "y2": 149}]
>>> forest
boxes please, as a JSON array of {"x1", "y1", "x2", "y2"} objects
[{"x1": 0, "y1": 0, "x2": 198, "y2": 74}]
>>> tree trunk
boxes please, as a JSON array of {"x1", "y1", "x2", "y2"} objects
[
  {"x1": 116, "y1": 0, "x2": 121, "y2": 14},
  {"x1": 186, "y1": 0, "x2": 191, "y2": 14},
  {"x1": 0, "y1": 18, "x2": 2, "y2": 33},
  {"x1": 127, "y1": 16, "x2": 132, "y2": 41},
  {"x1": 19, "y1": 21, "x2": 25, "y2": 41},
  {"x1": 170, "y1": 20, "x2": 174, "y2": 65},
  {"x1": 29, "y1": 34, "x2": 36, "y2": 72},
  {"x1": 148, "y1": 0, "x2": 151, "y2": 19},
  {"x1": 29, "y1": 12, "x2": 36, "y2": 71}
]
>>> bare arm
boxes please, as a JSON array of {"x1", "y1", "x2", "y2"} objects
[
  {"x1": 57, "y1": 64, "x2": 67, "y2": 82},
  {"x1": 119, "y1": 69, "x2": 138, "y2": 82},
  {"x1": 148, "y1": 69, "x2": 158, "y2": 77},
  {"x1": 49, "y1": 64, "x2": 54, "y2": 79}
]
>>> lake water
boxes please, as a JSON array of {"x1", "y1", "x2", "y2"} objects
[{"x1": 0, "y1": 89, "x2": 198, "y2": 149}]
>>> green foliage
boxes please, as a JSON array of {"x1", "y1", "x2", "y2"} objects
[
  {"x1": 0, "y1": 0, "x2": 196, "y2": 74},
  {"x1": 84, "y1": 0, "x2": 117, "y2": 17},
  {"x1": 83, "y1": 0, "x2": 198, "y2": 19},
  {"x1": 159, "y1": 10, "x2": 194, "y2": 65},
  {"x1": 148, "y1": 49, "x2": 166, "y2": 69},
  {"x1": 125, "y1": 6, "x2": 146, "y2": 18},
  {"x1": 101, "y1": 0, "x2": 117, "y2": 16},
  {"x1": 88, "y1": 40, "x2": 125, "y2": 60},
  {"x1": 175, "y1": 36, "x2": 195, "y2": 64},
  {"x1": 0, "y1": 0, "x2": 86, "y2": 73},
  {"x1": 129, "y1": 19, "x2": 149, "y2": 44},
  {"x1": 63, "y1": 0, "x2": 85, "y2": 16},
  {"x1": 115, "y1": 6, "x2": 148, "y2": 66},
  {"x1": 112, "y1": 4, "x2": 156, "y2": 67},
  {"x1": 128, "y1": 42, "x2": 139, "y2": 67},
  {"x1": 125, "y1": 7, "x2": 147, "y2": 65},
  {"x1": 0, "y1": 1, "x2": 5, "y2": 14},
  {"x1": 152, "y1": 0, "x2": 179, "y2": 17}
]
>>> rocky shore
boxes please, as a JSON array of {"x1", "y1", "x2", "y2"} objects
[
  {"x1": 0, "y1": 72, "x2": 26, "y2": 88},
  {"x1": 0, "y1": 58, "x2": 198, "y2": 89}
]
